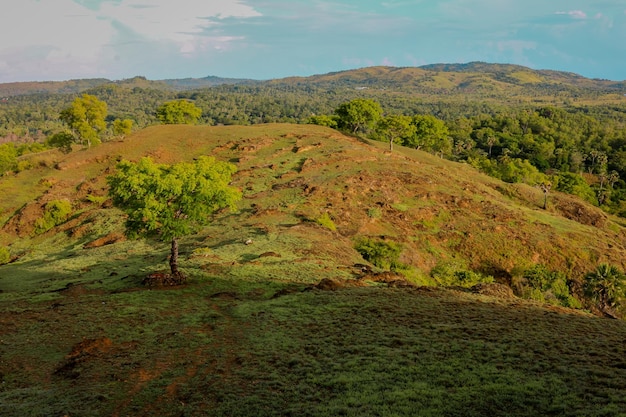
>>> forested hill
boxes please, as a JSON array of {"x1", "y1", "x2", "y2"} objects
[
  {"x1": 269, "y1": 63, "x2": 626, "y2": 99},
  {"x1": 2, "y1": 62, "x2": 625, "y2": 99},
  {"x1": 0, "y1": 75, "x2": 252, "y2": 98}
]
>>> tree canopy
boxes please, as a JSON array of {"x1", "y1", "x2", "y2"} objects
[
  {"x1": 59, "y1": 94, "x2": 107, "y2": 148},
  {"x1": 335, "y1": 98, "x2": 382, "y2": 134},
  {"x1": 376, "y1": 115, "x2": 415, "y2": 151},
  {"x1": 107, "y1": 156, "x2": 241, "y2": 282},
  {"x1": 156, "y1": 99, "x2": 202, "y2": 124}
]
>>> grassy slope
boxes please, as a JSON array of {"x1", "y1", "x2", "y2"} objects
[{"x1": 1, "y1": 124, "x2": 626, "y2": 416}]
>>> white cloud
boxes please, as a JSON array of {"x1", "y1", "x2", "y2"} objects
[
  {"x1": 0, "y1": 0, "x2": 261, "y2": 81},
  {"x1": 556, "y1": 10, "x2": 587, "y2": 19}
]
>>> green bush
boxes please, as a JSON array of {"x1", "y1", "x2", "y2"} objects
[
  {"x1": 315, "y1": 212, "x2": 337, "y2": 231},
  {"x1": 85, "y1": 194, "x2": 107, "y2": 205},
  {"x1": 0, "y1": 143, "x2": 18, "y2": 174},
  {"x1": 430, "y1": 259, "x2": 494, "y2": 287},
  {"x1": 33, "y1": 199, "x2": 73, "y2": 234},
  {"x1": 554, "y1": 172, "x2": 596, "y2": 204},
  {"x1": 521, "y1": 264, "x2": 580, "y2": 308},
  {"x1": 0, "y1": 247, "x2": 10, "y2": 265},
  {"x1": 355, "y1": 237, "x2": 403, "y2": 271},
  {"x1": 367, "y1": 207, "x2": 382, "y2": 219}
]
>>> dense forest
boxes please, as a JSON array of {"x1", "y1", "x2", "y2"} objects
[{"x1": 1, "y1": 63, "x2": 626, "y2": 216}]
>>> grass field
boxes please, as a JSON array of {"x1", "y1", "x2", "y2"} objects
[
  {"x1": 1, "y1": 123, "x2": 626, "y2": 416},
  {"x1": 2, "y1": 275, "x2": 626, "y2": 416}
]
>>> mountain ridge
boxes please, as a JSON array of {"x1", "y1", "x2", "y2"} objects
[{"x1": 1, "y1": 62, "x2": 624, "y2": 98}]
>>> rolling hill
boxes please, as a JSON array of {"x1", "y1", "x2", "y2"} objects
[
  {"x1": 1, "y1": 124, "x2": 625, "y2": 416},
  {"x1": 2, "y1": 62, "x2": 625, "y2": 100}
]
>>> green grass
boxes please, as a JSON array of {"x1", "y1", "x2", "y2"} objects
[
  {"x1": 3, "y1": 278, "x2": 626, "y2": 417},
  {"x1": 2, "y1": 123, "x2": 626, "y2": 416}
]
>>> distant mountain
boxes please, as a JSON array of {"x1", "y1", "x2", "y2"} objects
[
  {"x1": 0, "y1": 62, "x2": 624, "y2": 100},
  {"x1": 0, "y1": 75, "x2": 253, "y2": 97},
  {"x1": 0, "y1": 78, "x2": 111, "y2": 98},
  {"x1": 266, "y1": 63, "x2": 626, "y2": 98},
  {"x1": 161, "y1": 75, "x2": 258, "y2": 90}
]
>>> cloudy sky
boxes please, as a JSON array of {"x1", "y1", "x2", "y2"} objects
[{"x1": 0, "y1": 0, "x2": 625, "y2": 83}]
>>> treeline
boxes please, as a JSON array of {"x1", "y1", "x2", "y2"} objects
[{"x1": 1, "y1": 80, "x2": 626, "y2": 215}]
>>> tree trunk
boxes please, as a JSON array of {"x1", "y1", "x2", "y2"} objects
[
  {"x1": 169, "y1": 237, "x2": 183, "y2": 280},
  {"x1": 389, "y1": 138, "x2": 393, "y2": 152}
]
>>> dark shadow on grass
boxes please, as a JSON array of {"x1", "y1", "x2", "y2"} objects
[
  {"x1": 239, "y1": 253, "x2": 259, "y2": 262},
  {"x1": 0, "y1": 242, "x2": 171, "y2": 295}
]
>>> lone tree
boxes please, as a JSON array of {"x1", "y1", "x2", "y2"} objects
[
  {"x1": 107, "y1": 156, "x2": 241, "y2": 284},
  {"x1": 156, "y1": 99, "x2": 202, "y2": 124},
  {"x1": 59, "y1": 94, "x2": 107, "y2": 148}
]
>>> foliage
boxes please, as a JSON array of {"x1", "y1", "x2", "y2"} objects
[
  {"x1": 307, "y1": 114, "x2": 339, "y2": 128},
  {"x1": 33, "y1": 199, "x2": 73, "y2": 235},
  {"x1": 46, "y1": 131, "x2": 75, "y2": 153},
  {"x1": 375, "y1": 114, "x2": 415, "y2": 151},
  {"x1": 430, "y1": 259, "x2": 494, "y2": 287},
  {"x1": 470, "y1": 156, "x2": 547, "y2": 185},
  {"x1": 315, "y1": 212, "x2": 337, "y2": 231},
  {"x1": 107, "y1": 156, "x2": 241, "y2": 277},
  {"x1": 0, "y1": 246, "x2": 10, "y2": 265},
  {"x1": 156, "y1": 99, "x2": 202, "y2": 124},
  {"x1": 354, "y1": 237, "x2": 403, "y2": 270},
  {"x1": 583, "y1": 264, "x2": 626, "y2": 313},
  {"x1": 521, "y1": 264, "x2": 581, "y2": 308},
  {"x1": 112, "y1": 118, "x2": 133, "y2": 137},
  {"x1": 0, "y1": 143, "x2": 17, "y2": 174},
  {"x1": 59, "y1": 94, "x2": 107, "y2": 148},
  {"x1": 334, "y1": 98, "x2": 382, "y2": 134},
  {"x1": 554, "y1": 172, "x2": 596, "y2": 204},
  {"x1": 404, "y1": 114, "x2": 451, "y2": 155},
  {"x1": 366, "y1": 207, "x2": 382, "y2": 218}
]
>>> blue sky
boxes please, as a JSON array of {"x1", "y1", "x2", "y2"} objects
[{"x1": 0, "y1": 0, "x2": 625, "y2": 82}]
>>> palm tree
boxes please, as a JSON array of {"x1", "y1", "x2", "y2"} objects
[{"x1": 583, "y1": 264, "x2": 626, "y2": 315}]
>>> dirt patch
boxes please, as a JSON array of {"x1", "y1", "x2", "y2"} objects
[
  {"x1": 360, "y1": 271, "x2": 417, "y2": 288},
  {"x1": 142, "y1": 271, "x2": 186, "y2": 287},
  {"x1": 55, "y1": 337, "x2": 114, "y2": 379},
  {"x1": 259, "y1": 251, "x2": 281, "y2": 258},
  {"x1": 555, "y1": 198, "x2": 607, "y2": 227},
  {"x1": 84, "y1": 232, "x2": 126, "y2": 249},
  {"x1": 314, "y1": 278, "x2": 345, "y2": 291},
  {"x1": 470, "y1": 283, "x2": 516, "y2": 299}
]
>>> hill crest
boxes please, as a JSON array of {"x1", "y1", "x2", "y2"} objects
[
  {"x1": 1, "y1": 62, "x2": 624, "y2": 98},
  {"x1": 2, "y1": 123, "x2": 624, "y2": 285}
]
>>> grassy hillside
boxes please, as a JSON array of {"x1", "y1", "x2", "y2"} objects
[{"x1": 1, "y1": 124, "x2": 626, "y2": 416}]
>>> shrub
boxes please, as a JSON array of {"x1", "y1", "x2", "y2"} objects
[
  {"x1": 85, "y1": 194, "x2": 107, "y2": 205},
  {"x1": 315, "y1": 212, "x2": 337, "y2": 231},
  {"x1": 0, "y1": 247, "x2": 10, "y2": 265},
  {"x1": 0, "y1": 143, "x2": 18, "y2": 174},
  {"x1": 15, "y1": 159, "x2": 33, "y2": 173},
  {"x1": 430, "y1": 259, "x2": 494, "y2": 287},
  {"x1": 521, "y1": 264, "x2": 580, "y2": 308},
  {"x1": 367, "y1": 207, "x2": 382, "y2": 219},
  {"x1": 33, "y1": 199, "x2": 73, "y2": 234},
  {"x1": 355, "y1": 237, "x2": 403, "y2": 271},
  {"x1": 192, "y1": 247, "x2": 213, "y2": 257},
  {"x1": 554, "y1": 172, "x2": 596, "y2": 204}
]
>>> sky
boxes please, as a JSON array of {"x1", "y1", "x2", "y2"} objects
[{"x1": 0, "y1": 0, "x2": 625, "y2": 83}]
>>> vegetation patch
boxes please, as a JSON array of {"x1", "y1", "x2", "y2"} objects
[{"x1": 33, "y1": 199, "x2": 73, "y2": 235}]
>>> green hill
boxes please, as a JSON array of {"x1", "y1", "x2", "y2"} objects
[{"x1": 1, "y1": 124, "x2": 626, "y2": 416}]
